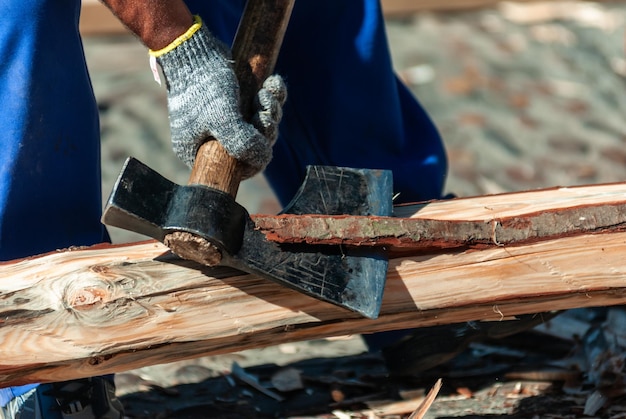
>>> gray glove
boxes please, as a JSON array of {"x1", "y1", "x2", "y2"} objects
[{"x1": 153, "y1": 17, "x2": 287, "y2": 179}]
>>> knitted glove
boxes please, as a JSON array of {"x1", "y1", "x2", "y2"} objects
[{"x1": 150, "y1": 16, "x2": 287, "y2": 179}]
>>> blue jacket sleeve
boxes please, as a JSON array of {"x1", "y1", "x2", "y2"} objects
[{"x1": 0, "y1": 0, "x2": 108, "y2": 260}]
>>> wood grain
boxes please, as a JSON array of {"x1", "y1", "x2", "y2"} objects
[
  {"x1": 164, "y1": 0, "x2": 293, "y2": 266},
  {"x1": 3, "y1": 182, "x2": 626, "y2": 386}
]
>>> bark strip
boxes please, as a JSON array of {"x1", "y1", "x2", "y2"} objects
[{"x1": 256, "y1": 183, "x2": 626, "y2": 251}]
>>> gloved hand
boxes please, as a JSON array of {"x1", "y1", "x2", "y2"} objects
[{"x1": 150, "y1": 16, "x2": 287, "y2": 179}]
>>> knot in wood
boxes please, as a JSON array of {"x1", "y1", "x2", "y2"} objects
[
  {"x1": 88, "y1": 354, "x2": 113, "y2": 365},
  {"x1": 67, "y1": 286, "x2": 109, "y2": 310}
]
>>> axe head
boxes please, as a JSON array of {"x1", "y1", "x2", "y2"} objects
[{"x1": 102, "y1": 158, "x2": 392, "y2": 318}]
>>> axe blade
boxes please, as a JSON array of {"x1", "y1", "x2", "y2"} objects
[
  {"x1": 230, "y1": 165, "x2": 392, "y2": 318},
  {"x1": 102, "y1": 158, "x2": 392, "y2": 318},
  {"x1": 102, "y1": 157, "x2": 173, "y2": 241}
]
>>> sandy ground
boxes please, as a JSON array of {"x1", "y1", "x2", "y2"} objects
[{"x1": 82, "y1": 2, "x2": 626, "y2": 417}]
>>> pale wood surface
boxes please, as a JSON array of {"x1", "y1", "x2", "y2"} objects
[
  {"x1": 3, "y1": 183, "x2": 626, "y2": 386},
  {"x1": 380, "y1": 0, "x2": 623, "y2": 15},
  {"x1": 80, "y1": 0, "x2": 622, "y2": 36}
]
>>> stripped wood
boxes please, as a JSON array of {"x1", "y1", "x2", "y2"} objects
[{"x1": 2, "y1": 182, "x2": 626, "y2": 386}]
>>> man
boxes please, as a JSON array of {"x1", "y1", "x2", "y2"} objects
[
  {"x1": 1, "y1": 1, "x2": 284, "y2": 417},
  {"x1": 1, "y1": 1, "x2": 446, "y2": 417}
]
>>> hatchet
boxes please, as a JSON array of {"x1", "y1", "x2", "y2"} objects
[{"x1": 101, "y1": 0, "x2": 393, "y2": 319}]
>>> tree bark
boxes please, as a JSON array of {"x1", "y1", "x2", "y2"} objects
[
  {"x1": 255, "y1": 182, "x2": 626, "y2": 252},
  {"x1": 2, "y1": 182, "x2": 626, "y2": 386}
]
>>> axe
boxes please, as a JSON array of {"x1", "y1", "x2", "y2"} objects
[{"x1": 102, "y1": 0, "x2": 393, "y2": 319}]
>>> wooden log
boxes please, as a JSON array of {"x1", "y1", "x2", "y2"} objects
[{"x1": 3, "y1": 182, "x2": 626, "y2": 386}]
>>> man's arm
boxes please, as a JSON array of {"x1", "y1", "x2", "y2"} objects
[
  {"x1": 99, "y1": 0, "x2": 194, "y2": 51},
  {"x1": 97, "y1": 1, "x2": 287, "y2": 179}
]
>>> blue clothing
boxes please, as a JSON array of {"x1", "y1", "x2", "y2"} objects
[
  {"x1": 0, "y1": 0, "x2": 107, "y2": 407},
  {"x1": 0, "y1": 385, "x2": 38, "y2": 408},
  {"x1": 1, "y1": 0, "x2": 446, "y2": 408},
  {"x1": 0, "y1": 0, "x2": 107, "y2": 262}
]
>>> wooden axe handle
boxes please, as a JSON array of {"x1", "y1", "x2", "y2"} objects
[
  {"x1": 165, "y1": 0, "x2": 294, "y2": 266},
  {"x1": 188, "y1": 0, "x2": 295, "y2": 196}
]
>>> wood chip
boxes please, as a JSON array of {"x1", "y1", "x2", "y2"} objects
[
  {"x1": 270, "y1": 367, "x2": 304, "y2": 392},
  {"x1": 231, "y1": 362, "x2": 284, "y2": 402},
  {"x1": 409, "y1": 378, "x2": 443, "y2": 419},
  {"x1": 456, "y1": 386, "x2": 473, "y2": 398}
]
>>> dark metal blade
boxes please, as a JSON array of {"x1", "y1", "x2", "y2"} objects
[
  {"x1": 102, "y1": 158, "x2": 247, "y2": 255},
  {"x1": 233, "y1": 166, "x2": 393, "y2": 318},
  {"x1": 227, "y1": 224, "x2": 389, "y2": 319},
  {"x1": 283, "y1": 165, "x2": 393, "y2": 216},
  {"x1": 101, "y1": 157, "x2": 175, "y2": 241}
]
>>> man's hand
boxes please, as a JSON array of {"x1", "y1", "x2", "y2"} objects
[
  {"x1": 152, "y1": 18, "x2": 287, "y2": 178},
  {"x1": 99, "y1": 2, "x2": 287, "y2": 179}
]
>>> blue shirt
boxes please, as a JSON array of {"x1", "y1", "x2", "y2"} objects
[
  {"x1": 0, "y1": 0, "x2": 106, "y2": 407},
  {"x1": 0, "y1": 0, "x2": 107, "y2": 261}
]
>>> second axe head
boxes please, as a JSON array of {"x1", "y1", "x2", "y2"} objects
[{"x1": 101, "y1": 0, "x2": 393, "y2": 318}]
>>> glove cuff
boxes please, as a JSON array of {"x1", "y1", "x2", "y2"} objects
[
  {"x1": 148, "y1": 15, "x2": 203, "y2": 58},
  {"x1": 150, "y1": 15, "x2": 233, "y2": 94}
]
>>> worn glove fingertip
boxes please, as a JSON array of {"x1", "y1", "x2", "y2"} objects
[
  {"x1": 256, "y1": 89, "x2": 283, "y2": 120},
  {"x1": 239, "y1": 137, "x2": 273, "y2": 179},
  {"x1": 262, "y1": 74, "x2": 288, "y2": 105}
]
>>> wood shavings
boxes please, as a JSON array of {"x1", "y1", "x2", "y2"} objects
[
  {"x1": 457, "y1": 386, "x2": 474, "y2": 398},
  {"x1": 332, "y1": 410, "x2": 352, "y2": 419}
]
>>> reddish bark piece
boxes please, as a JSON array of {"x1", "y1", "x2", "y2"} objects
[{"x1": 254, "y1": 183, "x2": 626, "y2": 252}]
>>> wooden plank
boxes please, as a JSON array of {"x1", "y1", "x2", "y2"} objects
[
  {"x1": 380, "y1": 0, "x2": 624, "y2": 15},
  {"x1": 381, "y1": 0, "x2": 508, "y2": 14},
  {"x1": 3, "y1": 182, "x2": 626, "y2": 386},
  {"x1": 78, "y1": 1, "x2": 625, "y2": 36}
]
